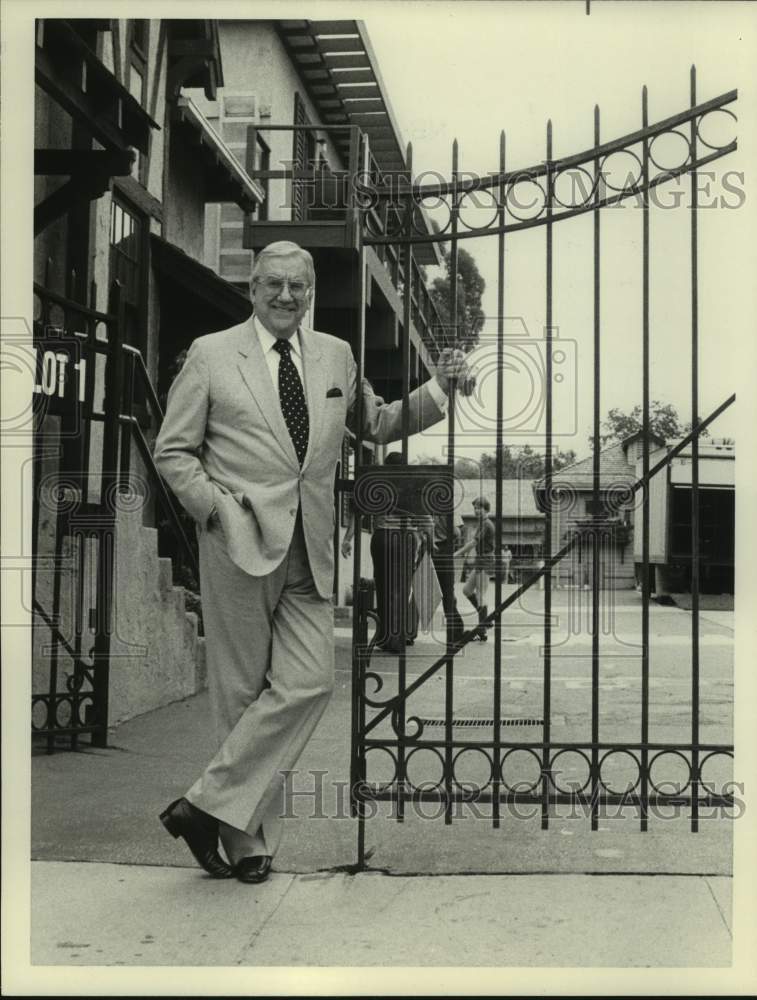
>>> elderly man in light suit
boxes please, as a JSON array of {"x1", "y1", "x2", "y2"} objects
[{"x1": 155, "y1": 240, "x2": 468, "y2": 884}]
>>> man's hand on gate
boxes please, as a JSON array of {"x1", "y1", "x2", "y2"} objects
[{"x1": 432, "y1": 348, "x2": 475, "y2": 396}]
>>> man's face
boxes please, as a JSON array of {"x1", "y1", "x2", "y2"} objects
[{"x1": 252, "y1": 253, "x2": 312, "y2": 339}]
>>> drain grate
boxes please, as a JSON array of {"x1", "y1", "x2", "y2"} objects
[{"x1": 419, "y1": 717, "x2": 544, "y2": 728}]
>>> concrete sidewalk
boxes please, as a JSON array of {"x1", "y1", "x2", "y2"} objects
[
  {"x1": 31, "y1": 861, "x2": 732, "y2": 967},
  {"x1": 27, "y1": 595, "x2": 737, "y2": 977}
]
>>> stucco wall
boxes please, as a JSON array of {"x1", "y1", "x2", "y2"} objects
[
  {"x1": 162, "y1": 133, "x2": 207, "y2": 262},
  {"x1": 33, "y1": 497, "x2": 206, "y2": 731},
  {"x1": 217, "y1": 20, "x2": 343, "y2": 223}
]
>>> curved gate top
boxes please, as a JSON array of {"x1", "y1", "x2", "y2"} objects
[{"x1": 347, "y1": 68, "x2": 737, "y2": 866}]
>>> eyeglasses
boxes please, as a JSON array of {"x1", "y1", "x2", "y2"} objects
[{"x1": 255, "y1": 276, "x2": 311, "y2": 299}]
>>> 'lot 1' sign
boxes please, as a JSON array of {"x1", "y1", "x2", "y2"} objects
[{"x1": 33, "y1": 341, "x2": 88, "y2": 416}]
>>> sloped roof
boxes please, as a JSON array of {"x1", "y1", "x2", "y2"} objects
[
  {"x1": 276, "y1": 20, "x2": 407, "y2": 173},
  {"x1": 275, "y1": 19, "x2": 440, "y2": 266},
  {"x1": 535, "y1": 441, "x2": 636, "y2": 493},
  {"x1": 456, "y1": 479, "x2": 544, "y2": 518}
]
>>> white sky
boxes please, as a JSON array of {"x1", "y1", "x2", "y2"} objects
[{"x1": 360, "y1": 1, "x2": 756, "y2": 463}]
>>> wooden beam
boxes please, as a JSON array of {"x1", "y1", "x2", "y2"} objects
[
  {"x1": 36, "y1": 47, "x2": 130, "y2": 153},
  {"x1": 308, "y1": 20, "x2": 359, "y2": 35},
  {"x1": 167, "y1": 38, "x2": 217, "y2": 58},
  {"x1": 113, "y1": 175, "x2": 163, "y2": 221},
  {"x1": 335, "y1": 84, "x2": 379, "y2": 99},
  {"x1": 313, "y1": 36, "x2": 363, "y2": 53},
  {"x1": 340, "y1": 98, "x2": 384, "y2": 112},
  {"x1": 343, "y1": 112, "x2": 391, "y2": 127},
  {"x1": 322, "y1": 53, "x2": 370, "y2": 68},
  {"x1": 167, "y1": 54, "x2": 209, "y2": 101},
  {"x1": 35, "y1": 171, "x2": 112, "y2": 237},
  {"x1": 35, "y1": 148, "x2": 134, "y2": 176},
  {"x1": 329, "y1": 69, "x2": 373, "y2": 83}
]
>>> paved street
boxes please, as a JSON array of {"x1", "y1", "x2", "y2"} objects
[{"x1": 337, "y1": 586, "x2": 734, "y2": 804}]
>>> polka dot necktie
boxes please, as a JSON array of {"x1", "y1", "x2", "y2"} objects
[{"x1": 273, "y1": 338, "x2": 309, "y2": 466}]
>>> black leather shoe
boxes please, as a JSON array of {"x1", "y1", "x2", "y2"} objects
[
  {"x1": 234, "y1": 855, "x2": 273, "y2": 884},
  {"x1": 160, "y1": 797, "x2": 233, "y2": 879}
]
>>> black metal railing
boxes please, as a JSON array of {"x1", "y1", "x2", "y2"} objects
[
  {"x1": 32, "y1": 271, "x2": 123, "y2": 751},
  {"x1": 31, "y1": 271, "x2": 198, "y2": 751}
]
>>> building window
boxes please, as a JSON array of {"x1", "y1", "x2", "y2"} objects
[
  {"x1": 130, "y1": 19, "x2": 148, "y2": 57},
  {"x1": 109, "y1": 195, "x2": 147, "y2": 355},
  {"x1": 292, "y1": 92, "x2": 316, "y2": 222},
  {"x1": 127, "y1": 20, "x2": 149, "y2": 182}
]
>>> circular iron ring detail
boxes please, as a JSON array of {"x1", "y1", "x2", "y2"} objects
[
  {"x1": 31, "y1": 698, "x2": 51, "y2": 731},
  {"x1": 552, "y1": 166, "x2": 598, "y2": 209},
  {"x1": 599, "y1": 148, "x2": 643, "y2": 193},
  {"x1": 405, "y1": 745, "x2": 446, "y2": 794},
  {"x1": 457, "y1": 188, "x2": 501, "y2": 232},
  {"x1": 698, "y1": 749, "x2": 735, "y2": 797},
  {"x1": 648, "y1": 128, "x2": 692, "y2": 173},
  {"x1": 505, "y1": 177, "x2": 547, "y2": 222},
  {"x1": 499, "y1": 747, "x2": 543, "y2": 794},
  {"x1": 363, "y1": 745, "x2": 399, "y2": 795},
  {"x1": 413, "y1": 192, "x2": 453, "y2": 235},
  {"x1": 696, "y1": 107, "x2": 738, "y2": 152},
  {"x1": 597, "y1": 749, "x2": 642, "y2": 795},
  {"x1": 648, "y1": 749, "x2": 693, "y2": 796},
  {"x1": 549, "y1": 748, "x2": 593, "y2": 794},
  {"x1": 450, "y1": 746, "x2": 494, "y2": 795}
]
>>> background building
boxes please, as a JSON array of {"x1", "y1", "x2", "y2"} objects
[
  {"x1": 31, "y1": 17, "x2": 450, "y2": 744},
  {"x1": 634, "y1": 439, "x2": 735, "y2": 603},
  {"x1": 532, "y1": 432, "x2": 663, "y2": 590}
]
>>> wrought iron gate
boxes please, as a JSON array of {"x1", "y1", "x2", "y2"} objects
[{"x1": 349, "y1": 69, "x2": 737, "y2": 862}]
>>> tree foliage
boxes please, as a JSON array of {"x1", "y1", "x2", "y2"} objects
[
  {"x1": 427, "y1": 244, "x2": 486, "y2": 351},
  {"x1": 414, "y1": 445, "x2": 577, "y2": 480},
  {"x1": 593, "y1": 401, "x2": 707, "y2": 449}
]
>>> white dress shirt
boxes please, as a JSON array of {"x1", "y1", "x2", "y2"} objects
[{"x1": 254, "y1": 315, "x2": 305, "y2": 386}]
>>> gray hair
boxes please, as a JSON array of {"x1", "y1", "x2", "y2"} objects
[{"x1": 250, "y1": 241, "x2": 315, "y2": 289}]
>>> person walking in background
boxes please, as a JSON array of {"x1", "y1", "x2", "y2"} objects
[
  {"x1": 154, "y1": 240, "x2": 471, "y2": 884},
  {"x1": 430, "y1": 512, "x2": 465, "y2": 643},
  {"x1": 455, "y1": 496, "x2": 495, "y2": 641},
  {"x1": 502, "y1": 544, "x2": 513, "y2": 584}
]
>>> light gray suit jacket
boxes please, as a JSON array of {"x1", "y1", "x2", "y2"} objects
[{"x1": 153, "y1": 317, "x2": 444, "y2": 598}]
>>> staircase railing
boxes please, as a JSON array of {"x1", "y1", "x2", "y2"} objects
[
  {"x1": 119, "y1": 344, "x2": 199, "y2": 581},
  {"x1": 32, "y1": 273, "x2": 199, "y2": 751}
]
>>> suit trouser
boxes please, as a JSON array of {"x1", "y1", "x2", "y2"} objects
[{"x1": 186, "y1": 511, "x2": 334, "y2": 865}]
